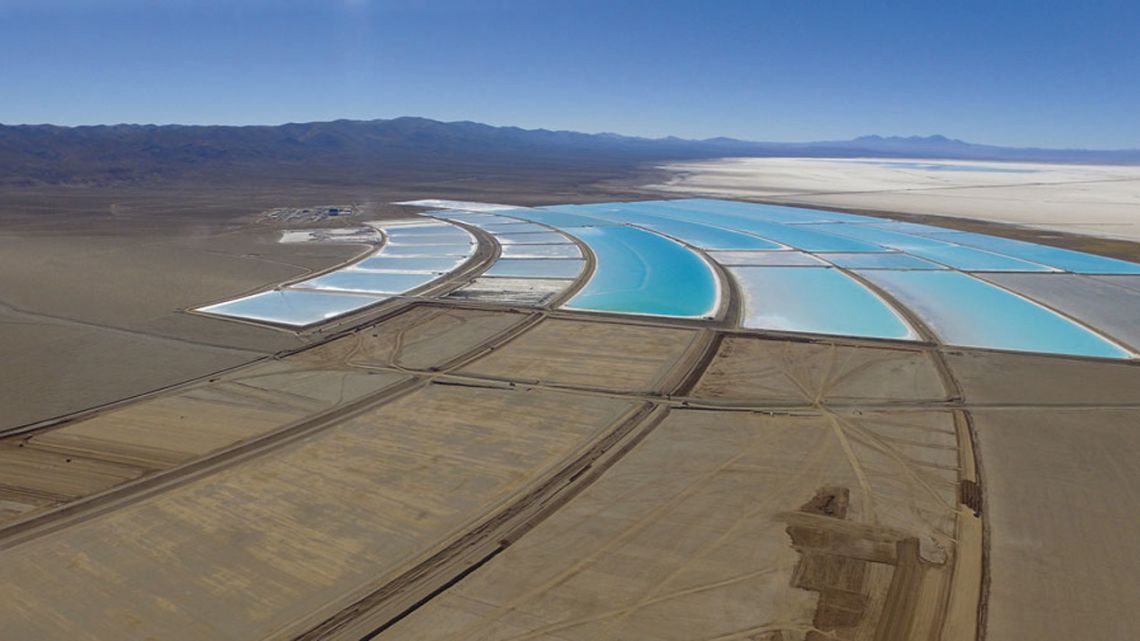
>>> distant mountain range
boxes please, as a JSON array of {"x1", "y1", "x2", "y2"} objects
[{"x1": 2, "y1": 117, "x2": 1137, "y2": 186}]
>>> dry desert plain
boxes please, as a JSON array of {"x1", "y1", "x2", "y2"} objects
[{"x1": 0, "y1": 162, "x2": 1139, "y2": 641}]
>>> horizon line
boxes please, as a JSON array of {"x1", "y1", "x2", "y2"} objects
[{"x1": 3, "y1": 115, "x2": 1139, "y2": 153}]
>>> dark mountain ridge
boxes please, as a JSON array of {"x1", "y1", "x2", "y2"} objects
[{"x1": 2, "y1": 117, "x2": 1137, "y2": 186}]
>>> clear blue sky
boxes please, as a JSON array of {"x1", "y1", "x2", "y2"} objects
[{"x1": 2, "y1": 0, "x2": 1138, "y2": 148}]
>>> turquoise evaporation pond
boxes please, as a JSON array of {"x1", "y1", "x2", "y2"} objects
[
  {"x1": 560, "y1": 225, "x2": 719, "y2": 318},
  {"x1": 198, "y1": 289, "x2": 384, "y2": 327},
  {"x1": 800, "y1": 223, "x2": 1054, "y2": 271},
  {"x1": 588, "y1": 201, "x2": 887, "y2": 252},
  {"x1": 731, "y1": 266, "x2": 916, "y2": 340},
  {"x1": 538, "y1": 205, "x2": 785, "y2": 250},
  {"x1": 860, "y1": 270, "x2": 1133, "y2": 359},
  {"x1": 873, "y1": 225, "x2": 1140, "y2": 275}
]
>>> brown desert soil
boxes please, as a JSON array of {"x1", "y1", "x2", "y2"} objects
[{"x1": 2, "y1": 167, "x2": 1139, "y2": 641}]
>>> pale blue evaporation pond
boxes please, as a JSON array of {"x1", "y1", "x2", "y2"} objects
[
  {"x1": 867, "y1": 224, "x2": 1140, "y2": 274},
  {"x1": 561, "y1": 225, "x2": 719, "y2": 318},
  {"x1": 595, "y1": 200, "x2": 888, "y2": 252},
  {"x1": 536, "y1": 205, "x2": 786, "y2": 250},
  {"x1": 197, "y1": 198, "x2": 1140, "y2": 360},
  {"x1": 801, "y1": 223, "x2": 1055, "y2": 271},
  {"x1": 199, "y1": 289, "x2": 385, "y2": 327},
  {"x1": 860, "y1": 270, "x2": 1132, "y2": 358},
  {"x1": 732, "y1": 266, "x2": 917, "y2": 340},
  {"x1": 523, "y1": 199, "x2": 1140, "y2": 356},
  {"x1": 293, "y1": 270, "x2": 436, "y2": 295}
]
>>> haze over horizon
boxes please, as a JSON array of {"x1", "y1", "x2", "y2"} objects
[{"x1": 2, "y1": 0, "x2": 1138, "y2": 149}]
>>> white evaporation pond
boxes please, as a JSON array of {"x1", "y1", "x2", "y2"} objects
[
  {"x1": 484, "y1": 258, "x2": 584, "y2": 279},
  {"x1": 197, "y1": 289, "x2": 385, "y2": 328},
  {"x1": 385, "y1": 233, "x2": 475, "y2": 247},
  {"x1": 821, "y1": 252, "x2": 948, "y2": 270},
  {"x1": 499, "y1": 243, "x2": 582, "y2": 259},
  {"x1": 292, "y1": 271, "x2": 436, "y2": 295},
  {"x1": 384, "y1": 225, "x2": 472, "y2": 240},
  {"x1": 494, "y1": 231, "x2": 573, "y2": 245},
  {"x1": 708, "y1": 251, "x2": 827, "y2": 266},
  {"x1": 367, "y1": 218, "x2": 446, "y2": 231},
  {"x1": 429, "y1": 212, "x2": 522, "y2": 226},
  {"x1": 394, "y1": 199, "x2": 517, "y2": 212},
  {"x1": 280, "y1": 228, "x2": 381, "y2": 244},
  {"x1": 478, "y1": 222, "x2": 554, "y2": 234},
  {"x1": 731, "y1": 266, "x2": 917, "y2": 340},
  {"x1": 380, "y1": 244, "x2": 474, "y2": 257},
  {"x1": 352, "y1": 256, "x2": 465, "y2": 274}
]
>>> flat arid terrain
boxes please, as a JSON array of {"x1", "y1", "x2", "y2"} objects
[
  {"x1": 1, "y1": 158, "x2": 1139, "y2": 641},
  {"x1": 0, "y1": 171, "x2": 646, "y2": 431},
  {"x1": 649, "y1": 157, "x2": 1140, "y2": 243}
]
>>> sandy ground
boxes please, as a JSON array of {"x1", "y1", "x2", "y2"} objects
[
  {"x1": 0, "y1": 306, "x2": 534, "y2": 525},
  {"x1": 972, "y1": 408, "x2": 1140, "y2": 641},
  {"x1": 0, "y1": 212, "x2": 363, "y2": 431},
  {"x1": 0, "y1": 174, "x2": 648, "y2": 433},
  {"x1": 457, "y1": 318, "x2": 699, "y2": 392},
  {"x1": 3, "y1": 169, "x2": 1140, "y2": 641},
  {"x1": 0, "y1": 310, "x2": 983, "y2": 641},
  {"x1": 382, "y1": 409, "x2": 962, "y2": 641},
  {"x1": 647, "y1": 157, "x2": 1140, "y2": 242},
  {"x1": 0, "y1": 383, "x2": 639, "y2": 641}
]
